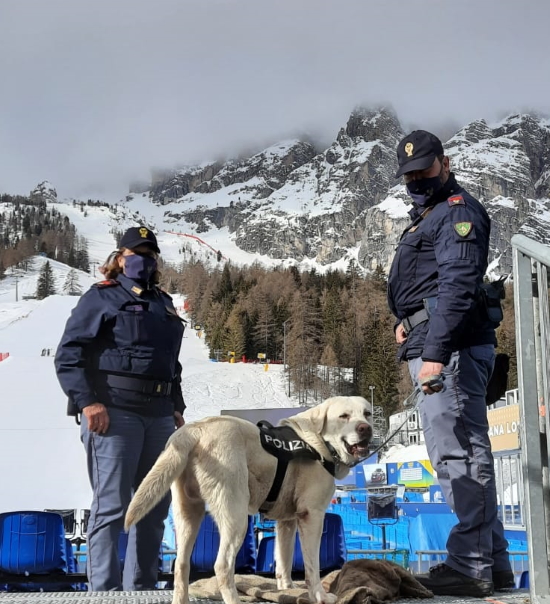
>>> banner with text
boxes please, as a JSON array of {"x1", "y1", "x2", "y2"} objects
[
  {"x1": 396, "y1": 459, "x2": 434, "y2": 487},
  {"x1": 487, "y1": 404, "x2": 520, "y2": 451}
]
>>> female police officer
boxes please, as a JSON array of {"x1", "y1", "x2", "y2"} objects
[{"x1": 55, "y1": 226, "x2": 186, "y2": 591}]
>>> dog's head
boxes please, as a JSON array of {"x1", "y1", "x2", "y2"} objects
[{"x1": 305, "y1": 396, "x2": 373, "y2": 466}]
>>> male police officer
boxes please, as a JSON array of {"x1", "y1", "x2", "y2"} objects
[{"x1": 387, "y1": 131, "x2": 514, "y2": 597}]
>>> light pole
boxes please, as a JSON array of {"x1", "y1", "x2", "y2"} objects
[
  {"x1": 283, "y1": 319, "x2": 291, "y2": 397},
  {"x1": 369, "y1": 385, "x2": 375, "y2": 408}
]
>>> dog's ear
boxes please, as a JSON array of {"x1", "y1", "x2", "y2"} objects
[
  {"x1": 284, "y1": 402, "x2": 327, "y2": 435},
  {"x1": 301, "y1": 403, "x2": 327, "y2": 434}
]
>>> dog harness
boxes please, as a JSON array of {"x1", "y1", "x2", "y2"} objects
[{"x1": 257, "y1": 421, "x2": 337, "y2": 513}]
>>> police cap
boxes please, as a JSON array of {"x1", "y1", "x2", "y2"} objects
[
  {"x1": 395, "y1": 130, "x2": 444, "y2": 178},
  {"x1": 119, "y1": 227, "x2": 160, "y2": 253}
]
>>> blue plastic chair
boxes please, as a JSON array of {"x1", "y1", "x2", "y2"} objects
[
  {"x1": 191, "y1": 514, "x2": 256, "y2": 574},
  {"x1": 519, "y1": 571, "x2": 529, "y2": 588},
  {"x1": 257, "y1": 513, "x2": 347, "y2": 575},
  {"x1": 40, "y1": 539, "x2": 80, "y2": 592},
  {"x1": 0, "y1": 511, "x2": 70, "y2": 592},
  {"x1": 293, "y1": 513, "x2": 347, "y2": 572},
  {"x1": 256, "y1": 535, "x2": 276, "y2": 574},
  {"x1": 0, "y1": 511, "x2": 67, "y2": 574}
]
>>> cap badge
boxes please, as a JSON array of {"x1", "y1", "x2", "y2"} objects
[
  {"x1": 139, "y1": 227, "x2": 148, "y2": 238},
  {"x1": 405, "y1": 142, "x2": 414, "y2": 157},
  {"x1": 454, "y1": 222, "x2": 473, "y2": 237}
]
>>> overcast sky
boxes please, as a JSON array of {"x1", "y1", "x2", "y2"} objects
[{"x1": 1, "y1": 0, "x2": 549, "y2": 198}]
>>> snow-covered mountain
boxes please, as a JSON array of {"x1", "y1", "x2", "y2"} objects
[{"x1": 5, "y1": 106, "x2": 550, "y2": 275}]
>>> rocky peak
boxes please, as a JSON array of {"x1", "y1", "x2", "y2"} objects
[
  {"x1": 495, "y1": 114, "x2": 550, "y2": 197},
  {"x1": 150, "y1": 162, "x2": 223, "y2": 204},
  {"x1": 30, "y1": 181, "x2": 57, "y2": 203},
  {"x1": 212, "y1": 140, "x2": 317, "y2": 197},
  {"x1": 455, "y1": 119, "x2": 493, "y2": 144},
  {"x1": 341, "y1": 105, "x2": 402, "y2": 146},
  {"x1": 149, "y1": 139, "x2": 316, "y2": 205}
]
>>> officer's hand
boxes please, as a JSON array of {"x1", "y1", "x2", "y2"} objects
[
  {"x1": 396, "y1": 323, "x2": 408, "y2": 344},
  {"x1": 174, "y1": 411, "x2": 185, "y2": 429},
  {"x1": 83, "y1": 403, "x2": 110, "y2": 434},
  {"x1": 418, "y1": 361, "x2": 445, "y2": 395}
]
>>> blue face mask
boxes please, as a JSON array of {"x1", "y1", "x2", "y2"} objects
[
  {"x1": 406, "y1": 175, "x2": 443, "y2": 206},
  {"x1": 123, "y1": 254, "x2": 157, "y2": 281}
]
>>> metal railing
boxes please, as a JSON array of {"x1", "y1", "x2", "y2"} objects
[
  {"x1": 512, "y1": 233, "x2": 550, "y2": 604},
  {"x1": 494, "y1": 450, "x2": 525, "y2": 528}
]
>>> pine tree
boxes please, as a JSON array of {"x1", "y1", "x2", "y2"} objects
[
  {"x1": 360, "y1": 311, "x2": 400, "y2": 418},
  {"x1": 63, "y1": 268, "x2": 82, "y2": 296},
  {"x1": 35, "y1": 261, "x2": 57, "y2": 299},
  {"x1": 212, "y1": 263, "x2": 234, "y2": 312},
  {"x1": 75, "y1": 236, "x2": 90, "y2": 272},
  {"x1": 319, "y1": 343, "x2": 339, "y2": 398},
  {"x1": 224, "y1": 305, "x2": 247, "y2": 360},
  {"x1": 322, "y1": 286, "x2": 344, "y2": 362},
  {"x1": 287, "y1": 289, "x2": 323, "y2": 404},
  {"x1": 371, "y1": 264, "x2": 387, "y2": 290}
]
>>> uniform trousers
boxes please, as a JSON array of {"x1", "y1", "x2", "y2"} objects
[
  {"x1": 81, "y1": 406, "x2": 174, "y2": 591},
  {"x1": 408, "y1": 345, "x2": 511, "y2": 581}
]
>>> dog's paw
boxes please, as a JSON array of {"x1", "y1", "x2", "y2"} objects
[
  {"x1": 276, "y1": 576, "x2": 295, "y2": 590},
  {"x1": 172, "y1": 590, "x2": 190, "y2": 604},
  {"x1": 313, "y1": 588, "x2": 337, "y2": 604}
]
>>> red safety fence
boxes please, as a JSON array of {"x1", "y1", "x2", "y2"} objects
[{"x1": 164, "y1": 230, "x2": 227, "y2": 260}]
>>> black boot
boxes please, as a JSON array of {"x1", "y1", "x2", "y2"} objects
[
  {"x1": 493, "y1": 569, "x2": 515, "y2": 591},
  {"x1": 415, "y1": 563, "x2": 494, "y2": 597}
]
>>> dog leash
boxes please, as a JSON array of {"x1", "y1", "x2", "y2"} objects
[{"x1": 365, "y1": 387, "x2": 423, "y2": 461}]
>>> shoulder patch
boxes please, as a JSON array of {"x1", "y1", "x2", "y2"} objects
[
  {"x1": 454, "y1": 222, "x2": 473, "y2": 237},
  {"x1": 95, "y1": 279, "x2": 120, "y2": 288},
  {"x1": 448, "y1": 195, "x2": 465, "y2": 207}
]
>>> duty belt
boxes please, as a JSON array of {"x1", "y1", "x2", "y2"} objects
[
  {"x1": 105, "y1": 374, "x2": 173, "y2": 396},
  {"x1": 402, "y1": 308, "x2": 429, "y2": 335}
]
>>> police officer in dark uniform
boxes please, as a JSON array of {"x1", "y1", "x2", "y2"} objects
[
  {"x1": 55, "y1": 226, "x2": 186, "y2": 592},
  {"x1": 387, "y1": 131, "x2": 513, "y2": 597}
]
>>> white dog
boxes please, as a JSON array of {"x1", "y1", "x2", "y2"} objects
[{"x1": 125, "y1": 396, "x2": 372, "y2": 604}]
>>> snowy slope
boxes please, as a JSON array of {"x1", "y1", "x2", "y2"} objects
[
  {"x1": 47, "y1": 196, "x2": 291, "y2": 271},
  {"x1": 0, "y1": 256, "x2": 97, "y2": 309}
]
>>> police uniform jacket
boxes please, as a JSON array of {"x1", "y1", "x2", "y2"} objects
[
  {"x1": 55, "y1": 273, "x2": 186, "y2": 416},
  {"x1": 387, "y1": 174, "x2": 496, "y2": 365}
]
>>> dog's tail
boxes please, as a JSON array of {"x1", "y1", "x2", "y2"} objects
[{"x1": 125, "y1": 428, "x2": 197, "y2": 531}]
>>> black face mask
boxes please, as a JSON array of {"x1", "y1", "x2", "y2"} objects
[
  {"x1": 123, "y1": 254, "x2": 157, "y2": 281},
  {"x1": 406, "y1": 175, "x2": 444, "y2": 206}
]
